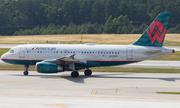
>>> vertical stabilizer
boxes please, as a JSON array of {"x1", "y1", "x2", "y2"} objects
[{"x1": 133, "y1": 12, "x2": 170, "y2": 47}]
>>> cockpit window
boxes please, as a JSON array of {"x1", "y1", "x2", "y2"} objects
[{"x1": 9, "y1": 50, "x2": 14, "y2": 53}]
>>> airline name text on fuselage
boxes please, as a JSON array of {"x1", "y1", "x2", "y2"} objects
[{"x1": 35, "y1": 47, "x2": 56, "y2": 50}]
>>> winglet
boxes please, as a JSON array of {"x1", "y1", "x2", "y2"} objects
[{"x1": 132, "y1": 12, "x2": 170, "y2": 47}]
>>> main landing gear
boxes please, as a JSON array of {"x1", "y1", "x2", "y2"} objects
[
  {"x1": 84, "y1": 69, "x2": 92, "y2": 76},
  {"x1": 70, "y1": 69, "x2": 92, "y2": 77},
  {"x1": 23, "y1": 65, "x2": 29, "y2": 76},
  {"x1": 71, "y1": 71, "x2": 79, "y2": 77}
]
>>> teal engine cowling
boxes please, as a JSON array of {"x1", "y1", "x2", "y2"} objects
[{"x1": 36, "y1": 62, "x2": 65, "y2": 73}]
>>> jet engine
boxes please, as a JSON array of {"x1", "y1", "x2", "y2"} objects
[{"x1": 36, "y1": 62, "x2": 65, "y2": 73}]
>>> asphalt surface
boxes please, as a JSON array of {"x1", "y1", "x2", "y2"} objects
[
  {"x1": 0, "y1": 71, "x2": 180, "y2": 108},
  {"x1": 0, "y1": 44, "x2": 19, "y2": 48}
]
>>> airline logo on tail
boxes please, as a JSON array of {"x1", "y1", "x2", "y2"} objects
[
  {"x1": 133, "y1": 12, "x2": 170, "y2": 47},
  {"x1": 146, "y1": 21, "x2": 167, "y2": 44}
]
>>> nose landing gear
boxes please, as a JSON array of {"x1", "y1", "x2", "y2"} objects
[{"x1": 23, "y1": 65, "x2": 29, "y2": 75}]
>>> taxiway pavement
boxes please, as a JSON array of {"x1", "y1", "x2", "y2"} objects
[{"x1": 0, "y1": 70, "x2": 180, "y2": 108}]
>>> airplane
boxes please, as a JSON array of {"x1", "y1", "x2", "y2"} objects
[{"x1": 1, "y1": 12, "x2": 175, "y2": 77}]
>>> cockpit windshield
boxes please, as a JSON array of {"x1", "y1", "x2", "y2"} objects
[{"x1": 9, "y1": 49, "x2": 14, "y2": 53}]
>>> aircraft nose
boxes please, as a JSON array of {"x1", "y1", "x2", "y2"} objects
[{"x1": 1, "y1": 53, "x2": 7, "y2": 60}]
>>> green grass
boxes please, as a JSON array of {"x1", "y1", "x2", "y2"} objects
[
  {"x1": 164, "y1": 41, "x2": 180, "y2": 46},
  {"x1": 152, "y1": 51, "x2": 180, "y2": 61},
  {"x1": 0, "y1": 48, "x2": 9, "y2": 56},
  {"x1": 0, "y1": 65, "x2": 36, "y2": 71},
  {"x1": 0, "y1": 43, "x2": 25, "y2": 44},
  {"x1": 1, "y1": 65, "x2": 180, "y2": 73},
  {"x1": 156, "y1": 92, "x2": 180, "y2": 95},
  {"x1": 89, "y1": 67, "x2": 180, "y2": 73}
]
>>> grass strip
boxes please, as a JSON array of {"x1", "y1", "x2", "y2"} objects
[
  {"x1": 0, "y1": 48, "x2": 9, "y2": 56},
  {"x1": 0, "y1": 34, "x2": 180, "y2": 46},
  {"x1": 1, "y1": 65, "x2": 180, "y2": 73},
  {"x1": 0, "y1": 65, "x2": 36, "y2": 71},
  {"x1": 89, "y1": 67, "x2": 180, "y2": 73},
  {"x1": 156, "y1": 92, "x2": 180, "y2": 95},
  {"x1": 152, "y1": 51, "x2": 180, "y2": 61}
]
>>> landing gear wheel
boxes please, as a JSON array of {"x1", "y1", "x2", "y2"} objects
[
  {"x1": 23, "y1": 71, "x2": 28, "y2": 75},
  {"x1": 84, "y1": 69, "x2": 92, "y2": 76},
  {"x1": 23, "y1": 65, "x2": 29, "y2": 76},
  {"x1": 71, "y1": 71, "x2": 79, "y2": 77}
]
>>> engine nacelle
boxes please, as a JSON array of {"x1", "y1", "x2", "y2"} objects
[{"x1": 36, "y1": 62, "x2": 64, "y2": 73}]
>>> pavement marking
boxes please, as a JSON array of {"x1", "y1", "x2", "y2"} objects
[
  {"x1": 91, "y1": 90, "x2": 97, "y2": 95},
  {"x1": 90, "y1": 87, "x2": 180, "y2": 101},
  {"x1": 172, "y1": 98, "x2": 180, "y2": 100},
  {"x1": 47, "y1": 104, "x2": 67, "y2": 108}
]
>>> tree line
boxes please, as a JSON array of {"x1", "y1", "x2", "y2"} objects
[{"x1": 1, "y1": 0, "x2": 180, "y2": 35}]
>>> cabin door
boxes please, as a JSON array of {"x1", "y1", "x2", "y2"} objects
[
  {"x1": 19, "y1": 47, "x2": 26, "y2": 58},
  {"x1": 126, "y1": 47, "x2": 133, "y2": 59}
]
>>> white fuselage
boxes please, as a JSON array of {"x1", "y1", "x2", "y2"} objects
[{"x1": 1, "y1": 44, "x2": 174, "y2": 67}]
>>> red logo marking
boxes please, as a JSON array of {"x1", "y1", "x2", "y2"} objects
[
  {"x1": 146, "y1": 21, "x2": 166, "y2": 44},
  {"x1": 71, "y1": 55, "x2": 74, "y2": 58},
  {"x1": 70, "y1": 54, "x2": 75, "y2": 59}
]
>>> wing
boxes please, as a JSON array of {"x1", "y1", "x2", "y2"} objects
[{"x1": 43, "y1": 54, "x2": 86, "y2": 65}]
